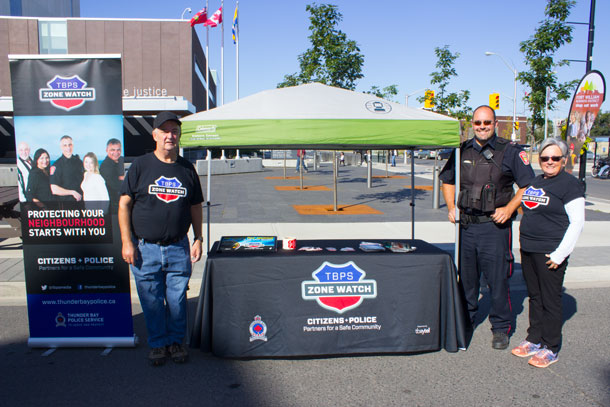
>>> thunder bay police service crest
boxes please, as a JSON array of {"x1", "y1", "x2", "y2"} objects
[
  {"x1": 39, "y1": 75, "x2": 96, "y2": 111},
  {"x1": 302, "y1": 261, "x2": 377, "y2": 313},
  {"x1": 148, "y1": 176, "x2": 187, "y2": 203}
]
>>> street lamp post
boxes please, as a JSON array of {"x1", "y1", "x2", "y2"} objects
[
  {"x1": 485, "y1": 51, "x2": 518, "y2": 142},
  {"x1": 405, "y1": 88, "x2": 427, "y2": 107},
  {"x1": 181, "y1": 7, "x2": 192, "y2": 20}
]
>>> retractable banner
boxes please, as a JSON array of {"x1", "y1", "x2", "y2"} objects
[
  {"x1": 10, "y1": 56, "x2": 135, "y2": 347},
  {"x1": 564, "y1": 70, "x2": 606, "y2": 173}
]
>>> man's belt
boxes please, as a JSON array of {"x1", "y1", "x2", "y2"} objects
[
  {"x1": 460, "y1": 213, "x2": 493, "y2": 225},
  {"x1": 135, "y1": 235, "x2": 185, "y2": 246}
]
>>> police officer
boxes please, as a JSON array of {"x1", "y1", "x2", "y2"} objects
[
  {"x1": 440, "y1": 105, "x2": 534, "y2": 350},
  {"x1": 50, "y1": 135, "x2": 84, "y2": 201}
]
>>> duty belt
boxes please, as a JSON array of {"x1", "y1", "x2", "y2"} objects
[
  {"x1": 460, "y1": 213, "x2": 493, "y2": 225},
  {"x1": 135, "y1": 235, "x2": 185, "y2": 246}
]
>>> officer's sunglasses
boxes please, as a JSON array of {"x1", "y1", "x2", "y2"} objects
[
  {"x1": 472, "y1": 120, "x2": 494, "y2": 126},
  {"x1": 539, "y1": 156, "x2": 563, "y2": 162}
]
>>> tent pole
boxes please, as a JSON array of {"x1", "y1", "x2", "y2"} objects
[
  {"x1": 386, "y1": 150, "x2": 389, "y2": 178},
  {"x1": 454, "y1": 146, "x2": 461, "y2": 269},
  {"x1": 367, "y1": 150, "x2": 372, "y2": 188},
  {"x1": 283, "y1": 150, "x2": 286, "y2": 179},
  {"x1": 411, "y1": 151, "x2": 415, "y2": 239},
  {"x1": 299, "y1": 150, "x2": 303, "y2": 190},
  {"x1": 333, "y1": 150, "x2": 338, "y2": 211},
  {"x1": 206, "y1": 150, "x2": 212, "y2": 254}
]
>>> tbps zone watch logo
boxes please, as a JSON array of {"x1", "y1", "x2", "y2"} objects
[
  {"x1": 522, "y1": 186, "x2": 549, "y2": 210},
  {"x1": 302, "y1": 261, "x2": 377, "y2": 313},
  {"x1": 39, "y1": 75, "x2": 96, "y2": 111},
  {"x1": 148, "y1": 176, "x2": 187, "y2": 203}
]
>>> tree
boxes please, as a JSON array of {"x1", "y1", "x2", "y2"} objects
[
  {"x1": 365, "y1": 85, "x2": 398, "y2": 101},
  {"x1": 590, "y1": 111, "x2": 610, "y2": 138},
  {"x1": 417, "y1": 45, "x2": 471, "y2": 120},
  {"x1": 518, "y1": 0, "x2": 578, "y2": 140},
  {"x1": 278, "y1": 3, "x2": 364, "y2": 90}
]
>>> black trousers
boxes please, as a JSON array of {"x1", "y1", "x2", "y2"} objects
[
  {"x1": 520, "y1": 250, "x2": 567, "y2": 353},
  {"x1": 459, "y1": 221, "x2": 513, "y2": 333}
]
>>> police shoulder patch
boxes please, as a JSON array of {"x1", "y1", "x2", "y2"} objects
[{"x1": 519, "y1": 151, "x2": 530, "y2": 165}]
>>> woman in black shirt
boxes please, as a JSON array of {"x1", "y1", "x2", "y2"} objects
[{"x1": 26, "y1": 148, "x2": 53, "y2": 202}]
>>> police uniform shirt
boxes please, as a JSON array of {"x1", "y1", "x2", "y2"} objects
[
  {"x1": 100, "y1": 156, "x2": 124, "y2": 211},
  {"x1": 439, "y1": 135, "x2": 534, "y2": 189},
  {"x1": 120, "y1": 153, "x2": 204, "y2": 242},
  {"x1": 50, "y1": 154, "x2": 84, "y2": 195},
  {"x1": 520, "y1": 170, "x2": 584, "y2": 253}
]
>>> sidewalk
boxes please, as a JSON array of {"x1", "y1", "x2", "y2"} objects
[{"x1": 1, "y1": 163, "x2": 609, "y2": 407}]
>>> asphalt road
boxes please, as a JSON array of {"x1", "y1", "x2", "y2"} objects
[{"x1": 1, "y1": 286, "x2": 609, "y2": 406}]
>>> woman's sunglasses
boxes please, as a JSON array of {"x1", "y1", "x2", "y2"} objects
[
  {"x1": 539, "y1": 156, "x2": 563, "y2": 162},
  {"x1": 472, "y1": 120, "x2": 493, "y2": 126}
]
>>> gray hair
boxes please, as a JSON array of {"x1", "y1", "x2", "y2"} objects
[{"x1": 539, "y1": 138, "x2": 568, "y2": 157}]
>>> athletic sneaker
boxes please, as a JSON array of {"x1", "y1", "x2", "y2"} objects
[
  {"x1": 511, "y1": 340, "x2": 541, "y2": 358},
  {"x1": 528, "y1": 348, "x2": 558, "y2": 368},
  {"x1": 148, "y1": 347, "x2": 168, "y2": 366},
  {"x1": 167, "y1": 343, "x2": 188, "y2": 363}
]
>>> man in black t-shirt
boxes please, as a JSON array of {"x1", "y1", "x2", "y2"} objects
[
  {"x1": 50, "y1": 135, "x2": 83, "y2": 201},
  {"x1": 100, "y1": 138, "x2": 124, "y2": 213},
  {"x1": 119, "y1": 111, "x2": 203, "y2": 366}
]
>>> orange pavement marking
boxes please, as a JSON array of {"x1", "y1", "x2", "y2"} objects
[
  {"x1": 275, "y1": 185, "x2": 332, "y2": 191},
  {"x1": 372, "y1": 175, "x2": 408, "y2": 179},
  {"x1": 265, "y1": 176, "x2": 308, "y2": 180},
  {"x1": 293, "y1": 204, "x2": 383, "y2": 215},
  {"x1": 405, "y1": 185, "x2": 433, "y2": 191}
]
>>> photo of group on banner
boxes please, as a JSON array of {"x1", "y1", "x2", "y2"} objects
[{"x1": 16, "y1": 136, "x2": 124, "y2": 213}]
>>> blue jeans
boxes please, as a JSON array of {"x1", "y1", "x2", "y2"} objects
[{"x1": 130, "y1": 236, "x2": 191, "y2": 348}]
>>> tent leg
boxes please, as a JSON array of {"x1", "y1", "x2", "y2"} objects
[
  {"x1": 411, "y1": 153, "x2": 415, "y2": 240},
  {"x1": 333, "y1": 151, "x2": 338, "y2": 211}
]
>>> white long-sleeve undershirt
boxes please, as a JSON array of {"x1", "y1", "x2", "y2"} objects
[{"x1": 549, "y1": 197, "x2": 585, "y2": 265}]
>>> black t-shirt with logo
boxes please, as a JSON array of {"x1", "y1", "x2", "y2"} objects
[
  {"x1": 121, "y1": 153, "x2": 204, "y2": 242},
  {"x1": 520, "y1": 170, "x2": 584, "y2": 253},
  {"x1": 50, "y1": 154, "x2": 84, "y2": 200}
]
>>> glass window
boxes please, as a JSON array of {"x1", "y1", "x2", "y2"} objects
[{"x1": 38, "y1": 20, "x2": 68, "y2": 54}]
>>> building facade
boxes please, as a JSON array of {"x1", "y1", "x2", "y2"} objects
[{"x1": 0, "y1": 15, "x2": 215, "y2": 161}]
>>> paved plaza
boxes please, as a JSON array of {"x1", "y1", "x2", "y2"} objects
[{"x1": 1, "y1": 160, "x2": 609, "y2": 406}]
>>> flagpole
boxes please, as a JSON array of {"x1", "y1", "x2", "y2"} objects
[
  {"x1": 234, "y1": 1, "x2": 240, "y2": 159},
  {"x1": 205, "y1": 0, "x2": 209, "y2": 111},
  {"x1": 221, "y1": 0, "x2": 224, "y2": 107},
  {"x1": 236, "y1": 0, "x2": 239, "y2": 100}
]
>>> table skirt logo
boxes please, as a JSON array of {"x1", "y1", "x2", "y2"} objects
[
  {"x1": 301, "y1": 261, "x2": 377, "y2": 314},
  {"x1": 148, "y1": 176, "x2": 187, "y2": 203},
  {"x1": 415, "y1": 325, "x2": 431, "y2": 335},
  {"x1": 39, "y1": 75, "x2": 96, "y2": 111},
  {"x1": 522, "y1": 186, "x2": 549, "y2": 210},
  {"x1": 249, "y1": 315, "x2": 268, "y2": 342}
]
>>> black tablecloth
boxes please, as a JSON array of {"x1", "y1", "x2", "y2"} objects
[{"x1": 191, "y1": 239, "x2": 468, "y2": 357}]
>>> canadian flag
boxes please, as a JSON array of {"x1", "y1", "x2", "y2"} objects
[{"x1": 204, "y1": 7, "x2": 222, "y2": 27}]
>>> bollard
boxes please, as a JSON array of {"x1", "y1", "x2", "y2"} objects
[{"x1": 432, "y1": 166, "x2": 440, "y2": 209}]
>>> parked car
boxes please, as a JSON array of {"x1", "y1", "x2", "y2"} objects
[
  {"x1": 413, "y1": 149, "x2": 435, "y2": 159},
  {"x1": 438, "y1": 149, "x2": 453, "y2": 160}
]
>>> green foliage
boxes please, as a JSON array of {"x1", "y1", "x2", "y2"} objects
[
  {"x1": 278, "y1": 3, "x2": 364, "y2": 90},
  {"x1": 590, "y1": 111, "x2": 610, "y2": 138},
  {"x1": 417, "y1": 45, "x2": 471, "y2": 119},
  {"x1": 365, "y1": 85, "x2": 398, "y2": 101},
  {"x1": 517, "y1": 0, "x2": 578, "y2": 135}
]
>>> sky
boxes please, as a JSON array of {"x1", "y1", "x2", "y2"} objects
[{"x1": 81, "y1": 0, "x2": 609, "y2": 121}]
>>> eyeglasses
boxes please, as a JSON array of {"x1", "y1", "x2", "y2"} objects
[
  {"x1": 472, "y1": 120, "x2": 493, "y2": 126},
  {"x1": 539, "y1": 156, "x2": 563, "y2": 162}
]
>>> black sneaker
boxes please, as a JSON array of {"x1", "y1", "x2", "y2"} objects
[
  {"x1": 492, "y1": 332, "x2": 509, "y2": 350},
  {"x1": 148, "y1": 347, "x2": 168, "y2": 366},
  {"x1": 167, "y1": 343, "x2": 188, "y2": 363}
]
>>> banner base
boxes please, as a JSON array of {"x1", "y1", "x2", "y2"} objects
[{"x1": 28, "y1": 336, "x2": 138, "y2": 348}]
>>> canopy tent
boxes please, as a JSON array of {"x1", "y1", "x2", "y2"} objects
[
  {"x1": 180, "y1": 83, "x2": 462, "y2": 261},
  {"x1": 181, "y1": 83, "x2": 460, "y2": 149}
]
